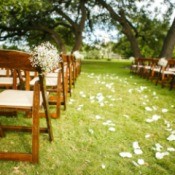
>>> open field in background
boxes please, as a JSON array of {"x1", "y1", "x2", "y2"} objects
[{"x1": 1, "y1": 59, "x2": 175, "y2": 175}]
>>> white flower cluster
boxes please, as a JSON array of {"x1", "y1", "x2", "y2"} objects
[
  {"x1": 73, "y1": 50, "x2": 84, "y2": 60},
  {"x1": 30, "y1": 42, "x2": 61, "y2": 73},
  {"x1": 158, "y1": 57, "x2": 168, "y2": 67}
]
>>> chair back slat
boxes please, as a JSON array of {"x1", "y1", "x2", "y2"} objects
[{"x1": 0, "y1": 50, "x2": 35, "y2": 71}]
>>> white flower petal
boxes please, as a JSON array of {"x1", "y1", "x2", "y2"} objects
[
  {"x1": 132, "y1": 161, "x2": 139, "y2": 167},
  {"x1": 155, "y1": 143, "x2": 163, "y2": 151},
  {"x1": 101, "y1": 163, "x2": 106, "y2": 169},
  {"x1": 167, "y1": 147, "x2": 175, "y2": 152},
  {"x1": 152, "y1": 114, "x2": 161, "y2": 121},
  {"x1": 108, "y1": 127, "x2": 116, "y2": 132},
  {"x1": 95, "y1": 115, "x2": 101, "y2": 120},
  {"x1": 119, "y1": 152, "x2": 132, "y2": 158},
  {"x1": 133, "y1": 141, "x2": 140, "y2": 149},
  {"x1": 162, "y1": 108, "x2": 168, "y2": 113},
  {"x1": 134, "y1": 149, "x2": 143, "y2": 155},
  {"x1": 88, "y1": 129, "x2": 94, "y2": 134},
  {"x1": 123, "y1": 114, "x2": 129, "y2": 118},
  {"x1": 167, "y1": 134, "x2": 175, "y2": 141},
  {"x1": 145, "y1": 134, "x2": 151, "y2": 138},
  {"x1": 145, "y1": 107, "x2": 152, "y2": 111},
  {"x1": 155, "y1": 152, "x2": 164, "y2": 159},
  {"x1": 137, "y1": 159, "x2": 145, "y2": 165},
  {"x1": 146, "y1": 118, "x2": 153, "y2": 123},
  {"x1": 128, "y1": 89, "x2": 133, "y2": 93}
]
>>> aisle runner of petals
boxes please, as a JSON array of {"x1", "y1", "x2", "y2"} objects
[{"x1": 69, "y1": 73, "x2": 175, "y2": 169}]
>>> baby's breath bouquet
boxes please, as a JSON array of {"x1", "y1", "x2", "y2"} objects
[{"x1": 30, "y1": 42, "x2": 61, "y2": 73}]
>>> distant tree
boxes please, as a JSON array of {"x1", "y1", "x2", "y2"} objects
[
  {"x1": 95, "y1": 0, "x2": 143, "y2": 58},
  {"x1": 95, "y1": 0, "x2": 174, "y2": 58},
  {"x1": 0, "y1": 0, "x2": 90, "y2": 52},
  {"x1": 160, "y1": 17, "x2": 175, "y2": 58}
]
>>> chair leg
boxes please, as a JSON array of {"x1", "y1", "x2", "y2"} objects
[
  {"x1": 0, "y1": 125, "x2": 5, "y2": 137},
  {"x1": 170, "y1": 75, "x2": 175, "y2": 90},
  {"x1": 32, "y1": 82, "x2": 40, "y2": 163},
  {"x1": 39, "y1": 74, "x2": 53, "y2": 142}
]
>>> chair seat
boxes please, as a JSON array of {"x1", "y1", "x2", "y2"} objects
[
  {"x1": 153, "y1": 68, "x2": 160, "y2": 72},
  {"x1": 0, "y1": 77, "x2": 19, "y2": 85},
  {"x1": 46, "y1": 72, "x2": 58, "y2": 78},
  {"x1": 144, "y1": 66, "x2": 151, "y2": 69},
  {"x1": 168, "y1": 68, "x2": 175, "y2": 72},
  {"x1": 0, "y1": 90, "x2": 42, "y2": 108},
  {"x1": 30, "y1": 77, "x2": 58, "y2": 87},
  {"x1": 163, "y1": 71, "x2": 175, "y2": 75},
  {"x1": 0, "y1": 69, "x2": 8, "y2": 76}
]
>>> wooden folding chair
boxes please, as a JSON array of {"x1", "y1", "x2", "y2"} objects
[
  {"x1": 60, "y1": 54, "x2": 69, "y2": 99},
  {"x1": 157, "y1": 59, "x2": 175, "y2": 88},
  {"x1": 0, "y1": 49, "x2": 53, "y2": 163},
  {"x1": 30, "y1": 67, "x2": 63, "y2": 118},
  {"x1": 65, "y1": 54, "x2": 73, "y2": 96},
  {"x1": 0, "y1": 68, "x2": 20, "y2": 89},
  {"x1": 130, "y1": 58, "x2": 143, "y2": 74}
]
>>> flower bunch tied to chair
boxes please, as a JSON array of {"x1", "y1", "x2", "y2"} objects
[{"x1": 30, "y1": 41, "x2": 61, "y2": 74}]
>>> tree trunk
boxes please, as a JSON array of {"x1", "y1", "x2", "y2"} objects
[
  {"x1": 72, "y1": 0, "x2": 87, "y2": 52},
  {"x1": 50, "y1": 31, "x2": 66, "y2": 53},
  {"x1": 96, "y1": 0, "x2": 142, "y2": 58},
  {"x1": 72, "y1": 31, "x2": 83, "y2": 52},
  {"x1": 159, "y1": 17, "x2": 175, "y2": 58},
  {"x1": 119, "y1": 11, "x2": 142, "y2": 58}
]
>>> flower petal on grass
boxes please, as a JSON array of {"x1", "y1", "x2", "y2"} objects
[
  {"x1": 103, "y1": 120, "x2": 113, "y2": 126},
  {"x1": 167, "y1": 147, "x2": 175, "y2": 152},
  {"x1": 153, "y1": 91, "x2": 156, "y2": 96},
  {"x1": 134, "y1": 149, "x2": 143, "y2": 155},
  {"x1": 145, "y1": 107, "x2": 152, "y2": 111},
  {"x1": 152, "y1": 114, "x2": 161, "y2": 121},
  {"x1": 145, "y1": 133, "x2": 151, "y2": 139},
  {"x1": 101, "y1": 163, "x2": 106, "y2": 169},
  {"x1": 95, "y1": 115, "x2": 101, "y2": 120},
  {"x1": 119, "y1": 152, "x2": 132, "y2": 158},
  {"x1": 137, "y1": 159, "x2": 145, "y2": 165},
  {"x1": 123, "y1": 114, "x2": 129, "y2": 118},
  {"x1": 133, "y1": 141, "x2": 140, "y2": 149},
  {"x1": 133, "y1": 142, "x2": 143, "y2": 155},
  {"x1": 155, "y1": 143, "x2": 163, "y2": 152},
  {"x1": 88, "y1": 129, "x2": 94, "y2": 134},
  {"x1": 167, "y1": 134, "x2": 175, "y2": 141},
  {"x1": 108, "y1": 127, "x2": 116, "y2": 132},
  {"x1": 128, "y1": 89, "x2": 133, "y2": 93},
  {"x1": 162, "y1": 108, "x2": 168, "y2": 113},
  {"x1": 132, "y1": 161, "x2": 139, "y2": 167},
  {"x1": 155, "y1": 152, "x2": 164, "y2": 159},
  {"x1": 155, "y1": 152, "x2": 169, "y2": 159},
  {"x1": 146, "y1": 114, "x2": 161, "y2": 123},
  {"x1": 145, "y1": 118, "x2": 153, "y2": 123},
  {"x1": 77, "y1": 105, "x2": 84, "y2": 111}
]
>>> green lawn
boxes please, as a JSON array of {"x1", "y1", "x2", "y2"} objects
[{"x1": 1, "y1": 59, "x2": 175, "y2": 175}]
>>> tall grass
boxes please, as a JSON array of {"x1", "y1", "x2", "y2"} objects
[{"x1": 1, "y1": 59, "x2": 175, "y2": 175}]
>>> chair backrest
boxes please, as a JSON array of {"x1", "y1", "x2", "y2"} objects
[{"x1": 0, "y1": 50, "x2": 35, "y2": 71}]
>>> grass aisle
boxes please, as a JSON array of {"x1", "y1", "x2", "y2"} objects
[{"x1": 1, "y1": 60, "x2": 175, "y2": 175}]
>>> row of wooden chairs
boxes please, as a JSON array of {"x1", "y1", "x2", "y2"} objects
[
  {"x1": 130, "y1": 58, "x2": 175, "y2": 89},
  {"x1": 0, "y1": 50, "x2": 81, "y2": 163}
]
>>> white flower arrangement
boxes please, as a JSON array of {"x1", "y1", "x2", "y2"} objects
[
  {"x1": 73, "y1": 50, "x2": 84, "y2": 60},
  {"x1": 129, "y1": 56, "x2": 135, "y2": 62},
  {"x1": 158, "y1": 57, "x2": 168, "y2": 67},
  {"x1": 30, "y1": 42, "x2": 61, "y2": 73}
]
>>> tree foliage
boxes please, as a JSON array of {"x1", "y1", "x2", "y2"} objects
[{"x1": 0, "y1": 0, "x2": 174, "y2": 58}]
